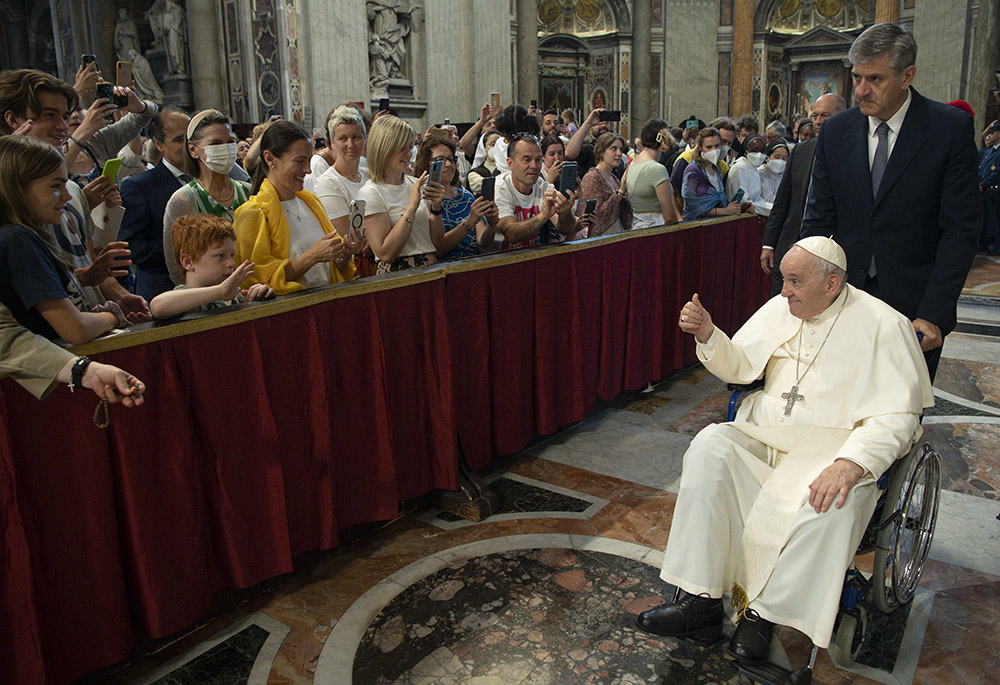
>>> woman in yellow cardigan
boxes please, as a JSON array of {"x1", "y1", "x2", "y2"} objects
[{"x1": 234, "y1": 121, "x2": 356, "y2": 294}]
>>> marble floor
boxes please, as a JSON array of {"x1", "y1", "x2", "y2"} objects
[{"x1": 88, "y1": 263, "x2": 1000, "y2": 685}]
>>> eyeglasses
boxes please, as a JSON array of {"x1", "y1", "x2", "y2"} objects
[
  {"x1": 510, "y1": 132, "x2": 540, "y2": 144},
  {"x1": 430, "y1": 155, "x2": 457, "y2": 164}
]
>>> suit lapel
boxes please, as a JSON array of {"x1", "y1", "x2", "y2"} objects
[
  {"x1": 874, "y1": 88, "x2": 930, "y2": 208},
  {"x1": 153, "y1": 161, "x2": 183, "y2": 191},
  {"x1": 843, "y1": 110, "x2": 873, "y2": 214}
]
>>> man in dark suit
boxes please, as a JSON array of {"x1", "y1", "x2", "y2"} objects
[
  {"x1": 761, "y1": 93, "x2": 846, "y2": 295},
  {"x1": 978, "y1": 120, "x2": 1000, "y2": 253},
  {"x1": 801, "y1": 23, "x2": 980, "y2": 380},
  {"x1": 119, "y1": 106, "x2": 191, "y2": 301}
]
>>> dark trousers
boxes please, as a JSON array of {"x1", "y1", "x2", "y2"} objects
[
  {"x1": 864, "y1": 273, "x2": 942, "y2": 382},
  {"x1": 981, "y1": 187, "x2": 1000, "y2": 253}
]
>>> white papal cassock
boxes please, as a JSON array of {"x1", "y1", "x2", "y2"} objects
[{"x1": 659, "y1": 283, "x2": 933, "y2": 648}]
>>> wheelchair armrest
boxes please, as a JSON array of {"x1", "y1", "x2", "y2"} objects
[{"x1": 726, "y1": 379, "x2": 765, "y2": 393}]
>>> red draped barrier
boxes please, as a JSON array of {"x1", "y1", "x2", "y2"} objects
[{"x1": 0, "y1": 216, "x2": 765, "y2": 683}]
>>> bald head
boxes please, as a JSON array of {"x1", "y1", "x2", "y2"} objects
[{"x1": 810, "y1": 94, "x2": 847, "y2": 135}]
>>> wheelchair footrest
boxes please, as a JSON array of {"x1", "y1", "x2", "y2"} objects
[{"x1": 735, "y1": 660, "x2": 812, "y2": 685}]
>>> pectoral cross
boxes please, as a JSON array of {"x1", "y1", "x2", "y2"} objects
[{"x1": 781, "y1": 385, "x2": 804, "y2": 416}]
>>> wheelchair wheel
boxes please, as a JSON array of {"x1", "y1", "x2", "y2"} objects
[
  {"x1": 830, "y1": 605, "x2": 867, "y2": 668},
  {"x1": 873, "y1": 442, "x2": 941, "y2": 614}
]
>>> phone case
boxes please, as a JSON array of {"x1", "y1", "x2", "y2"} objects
[
  {"x1": 429, "y1": 159, "x2": 444, "y2": 183},
  {"x1": 481, "y1": 177, "x2": 496, "y2": 201}
]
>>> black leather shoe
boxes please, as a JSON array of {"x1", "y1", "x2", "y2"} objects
[
  {"x1": 728, "y1": 608, "x2": 774, "y2": 663},
  {"x1": 636, "y1": 592, "x2": 724, "y2": 640}
]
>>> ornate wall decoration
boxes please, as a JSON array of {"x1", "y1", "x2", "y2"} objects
[
  {"x1": 222, "y1": 0, "x2": 247, "y2": 122},
  {"x1": 283, "y1": 0, "x2": 303, "y2": 124},
  {"x1": 251, "y1": 0, "x2": 285, "y2": 119},
  {"x1": 51, "y1": 0, "x2": 75, "y2": 81},
  {"x1": 752, "y1": 46, "x2": 763, "y2": 118},
  {"x1": 769, "y1": 0, "x2": 872, "y2": 34},
  {"x1": 538, "y1": 0, "x2": 616, "y2": 37}
]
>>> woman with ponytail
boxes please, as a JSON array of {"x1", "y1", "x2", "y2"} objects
[{"x1": 233, "y1": 120, "x2": 356, "y2": 294}]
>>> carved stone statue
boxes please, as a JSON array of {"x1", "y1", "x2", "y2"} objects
[
  {"x1": 367, "y1": 0, "x2": 414, "y2": 96},
  {"x1": 146, "y1": 0, "x2": 188, "y2": 75},
  {"x1": 128, "y1": 48, "x2": 164, "y2": 102},
  {"x1": 114, "y1": 9, "x2": 141, "y2": 63}
]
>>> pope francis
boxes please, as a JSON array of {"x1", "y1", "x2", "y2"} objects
[{"x1": 637, "y1": 236, "x2": 933, "y2": 663}]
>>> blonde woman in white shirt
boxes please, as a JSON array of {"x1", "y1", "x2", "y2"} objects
[
  {"x1": 359, "y1": 115, "x2": 447, "y2": 273},
  {"x1": 314, "y1": 106, "x2": 369, "y2": 238}
]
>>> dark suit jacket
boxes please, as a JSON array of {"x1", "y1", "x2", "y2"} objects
[
  {"x1": 119, "y1": 161, "x2": 182, "y2": 301},
  {"x1": 763, "y1": 137, "x2": 817, "y2": 262},
  {"x1": 801, "y1": 88, "x2": 980, "y2": 335}
]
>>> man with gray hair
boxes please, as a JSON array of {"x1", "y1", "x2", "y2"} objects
[
  {"x1": 764, "y1": 120, "x2": 787, "y2": 142},
  {"x1": 801, "y1": 23, "x2": 980, "y2": 380},
  {"x1": 637, "y1": 237, "x2": 932, "y2": 664}
]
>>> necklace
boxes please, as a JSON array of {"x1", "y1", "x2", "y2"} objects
[
  {"x1": 780, "y1": 289, "x2": 849, "y2": 416},
  {"x1": 284, "y1": 197, "x2": 302, "y2": 221}
]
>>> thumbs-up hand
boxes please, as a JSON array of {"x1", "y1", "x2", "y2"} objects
[{"x1": 679, "y1": 293, "x2": 715, "y2": 344}]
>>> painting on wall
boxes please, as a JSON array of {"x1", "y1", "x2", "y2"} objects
[
  {"x1": 541, "y1": 77, "x2": 574, "y2": 114},
  {"x1": 798, "y1": 63, "x2": 843, "y2": 115}
]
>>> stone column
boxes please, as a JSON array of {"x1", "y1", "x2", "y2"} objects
[
  {"x1": 515, "y1": 0, "x2": 538, "y2": 107},
  {"x1": 186, "y1": 0, "x2": 228, "y2": 112},
  {"x1": 875, "y1": 0, "x2": 900, "y2": 24},
  {"x1": 730, "y1": 0, "x2": 754, "y2": 118},
  {"x1": 631, "y1": 0, "x2": 651, "y2": 135}
]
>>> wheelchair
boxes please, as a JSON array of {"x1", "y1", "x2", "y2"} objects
[{"x1": 713, "y1": 384, "x2": 943, "y2": 685}]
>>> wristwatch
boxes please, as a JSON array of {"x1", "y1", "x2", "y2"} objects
[
  {"x1": 69, "y1": 356, "x2": 92, "y2": 393},
  {"x1": 429, "y1": 205, "x2": 444, "y2": 215}
]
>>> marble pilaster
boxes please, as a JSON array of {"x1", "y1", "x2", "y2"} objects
[
  {"x1": 516, "y1": 0, "x2": 538, "y2": 108},
  {"x1": 187, "y1": 0, "x2": 228, "y2": 113},
  {"x1": 875, "y1": 0, "x2": 900, "y2": 24},
  {"x1": 630, "y1": 0, "x2": 651, "y2": 136},
  {"x1": 730, "y1": 0, "x2": 754, "y2": 118}
]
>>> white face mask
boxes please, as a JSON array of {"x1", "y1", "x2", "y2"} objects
[
  {"x1": 200, "y1": 142, "x2": 238, "y2": 174},
  {"x1": 702, "y1": 148, "x2": 721, "y2": 165},
  {"x1": 746, "y1": 152, "x2": 766, "y2": 167},
  {"x1": 768, "y1": 158, "x2": 787, "y2": 174}
]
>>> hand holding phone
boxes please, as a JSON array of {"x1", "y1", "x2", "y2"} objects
[
  {"x1": 490, "y1": 92, "x2": 501, "y2": 109},
  {"x1": 584, "y1": 198, "x2": 597, "y2": 215},
  {"x1": 598, "y1": 110, "x2": 621, "y2": 122},
  {"x1": 732, "y1": 188, "x2": 745, "y2": 204},
  {"x1": 379, "y1": 97, "x2": 390, "y2": 112},
  {"x1": 429, "y1": 159, "x2": 444, "y2": 185},
  {"x1": 102, "y1": 158, "x2": 122, "y2": 181},
  {"x1": 348, "y1": 199, "x2": 366, "y2": 240},
  {"x1": 558, "y1": 162, "x2": 578, "y2": 196},
  {"x1": 480, "y1": 176, "x2": 496, "y2": 202}
]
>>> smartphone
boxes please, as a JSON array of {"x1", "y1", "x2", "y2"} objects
[
  {"x1": 378, "y1": 97, "x2": 390, "y2": 112},
  {"x1": 429, "y1": 159, "x2": 444, "y2": 184},
  {"x1": 685, "y1": 118, "x2": 700, "y2": 130},
  {"x1": 530, "y1": 99, "x2": 537, "y2": 108},
  {"x1": 584, "y1": 198, "x2": 597, "y2": 215},
  {"x1": 490, "y1": 92, "x2": 501, "y2": 109},
  {"x1": 559, "y1": 162, "x2": 578, "y2": 196},
  {"x1": 102, "y1": 158, "x2": 122, "y2": 181},
  {"x1": 348, "y1": 199, "x2": 366, "y2": 239},
  {"x1": 443, "y1": 118, "x2": 450, "y2": 126},
  {"x1": 116, "y1": 61, "x2": 132, "y2": 88},
  {"x1": 480, "y1": 176, "x2": 496, "y2": 202},
  {"x1": 81, "y1": 54, "x2": 96, "y2": 69},
  {"x1": 598, "y1": 110, "x2": 622, "y2": 122},
  {"x1": 95, "y1": 81, "x2": 114, "y2": 102},
  {"x1": 732, "y1": 188, "x2": 745, "y2": 204}
]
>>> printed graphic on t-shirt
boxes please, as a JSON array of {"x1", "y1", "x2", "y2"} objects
[{"x1": 503, "y1": 204, "x2": 559, "y2": 250}]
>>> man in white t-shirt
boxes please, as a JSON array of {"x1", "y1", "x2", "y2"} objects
[{"x1": 495, "y1": 135, "x2": 579, "y2": 250}]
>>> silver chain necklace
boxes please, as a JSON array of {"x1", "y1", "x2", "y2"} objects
[{"x1": 781, "y1": 289, "x2": 849, "y2": 416}]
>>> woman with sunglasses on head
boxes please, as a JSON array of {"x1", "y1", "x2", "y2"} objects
[
  {"x1": 233, "y1": 120, "x2": 356, "y2": 293},
  {"x1": 162, "y1": 109, "x2": 252, "y2": 285},
  {"x1": 359, "y1": 115, "x2": 449, "y2": 273},
  {"x1": 413, "y1": 135, "x2": 498, "y2": 259},
  {"x1": 0, "y1": 136, "x2": 131, "y2": 344}
]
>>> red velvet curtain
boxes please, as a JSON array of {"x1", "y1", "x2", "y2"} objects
[{"x1": 0, "y1": 217, "x2": 765, "y2": 683}]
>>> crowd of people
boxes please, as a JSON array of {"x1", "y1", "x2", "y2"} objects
[{"x1": 0, "y1": 21, "x2": 993, "y2": 409}]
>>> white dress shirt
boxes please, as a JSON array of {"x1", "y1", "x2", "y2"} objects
[{"x1": 867, "y1": 90, "x2": 911, "y2": 168}]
